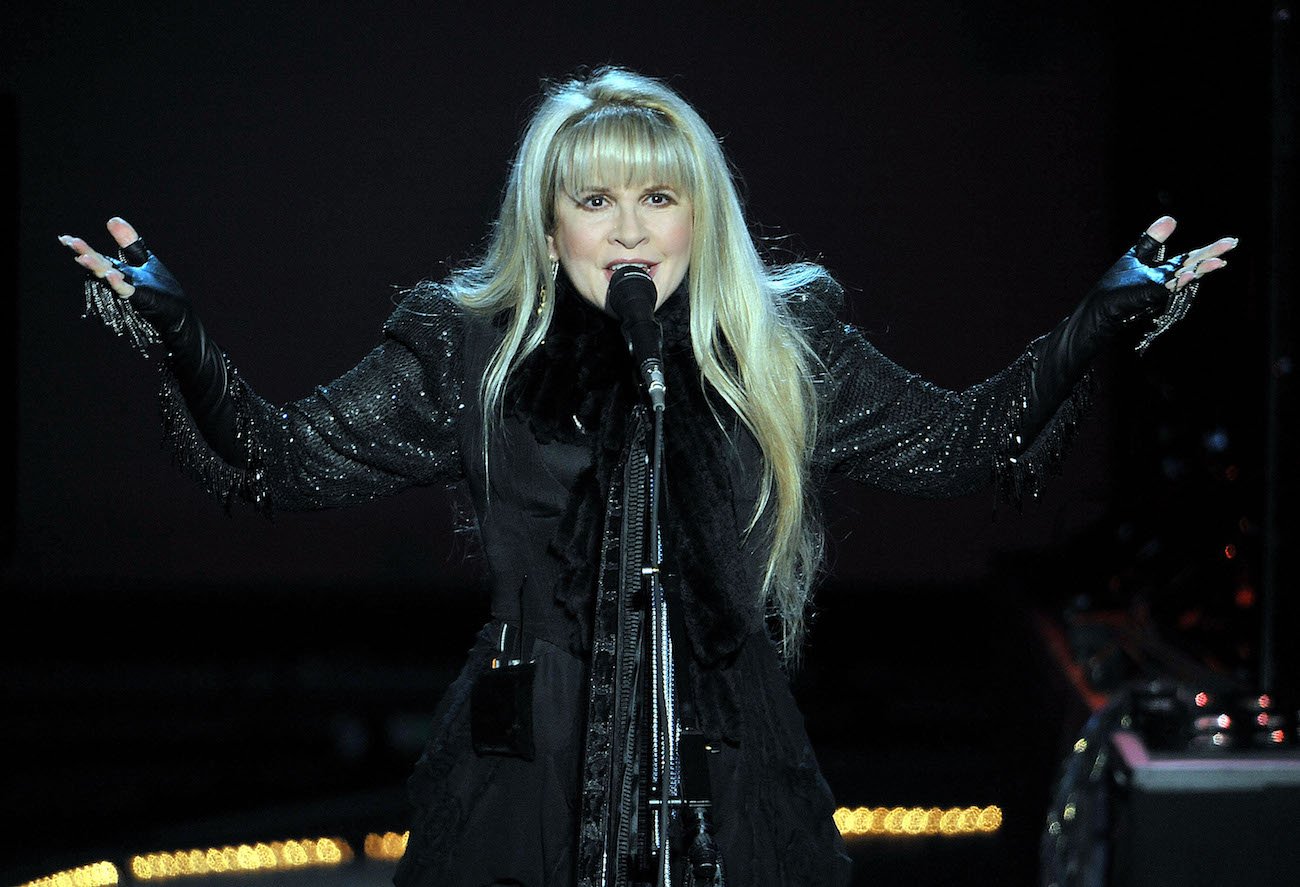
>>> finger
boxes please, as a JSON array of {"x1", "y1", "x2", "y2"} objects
[
  {"x1": 1177, "y1": 237, "x2": 1237, "y2": 265},
  {"x1": 103, "y1": 268, "x2": 137, "y2": 299},
  {"x1": 74, "y1": 250, "x2": 136, "y2": 298},
  {"x1": 1165, "y1": 256, "x2": 1230, "y2": 292},
  {"x1": 1170, "y1": 237, "x2": 1239, "y2": 280},
  {"x1": 106, "y1": 216, "x2": 140, "y2": 249},
  {"x1": 1187, "y1": 236, "x2": 1239, "y2": 263},
  {"x1": 1192, "y1": 257, "x2": 1228, "y2": 276},
  {"x1": 58, "y1": 234, "x2": 104, "y2": 259},
  {"x1": 73, "y1": 250, "x2": 113, "y2": 276},
  {"x1": 1144, "y1": 215, "x2": 1177, "y2": 243},
  {"x1": 1134, "y1": 216, "x2": 1177, "y2": 262}
]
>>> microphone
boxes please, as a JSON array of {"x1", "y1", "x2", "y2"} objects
[{"x1": 606, "y1": 265, "x2": 667, "y2": 412}]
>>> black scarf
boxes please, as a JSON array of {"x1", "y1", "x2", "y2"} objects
[{"x1": 505, "y1": 277, "x2": 766, "y2": 676}]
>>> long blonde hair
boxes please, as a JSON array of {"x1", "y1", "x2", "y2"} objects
[{"x1": 449, "y1": 67, "x2": 833, "y2": 663}]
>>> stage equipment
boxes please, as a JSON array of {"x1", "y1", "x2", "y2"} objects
[{"x1": 1040, "y1": 679, "x2": 1300, "y2": 887}]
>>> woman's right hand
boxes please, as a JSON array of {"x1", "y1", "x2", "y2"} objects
[
  {"x1": 59, "y1": 216, "x2": 191, "y2": 333},
  {"x1": 61, "y1": 217, "x2": 242, "y2": 464},
  {"x1": 60, "y1": 216, "x2": 144, "y2": 298}
]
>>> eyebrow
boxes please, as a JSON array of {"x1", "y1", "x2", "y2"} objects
[{"x1": 570, "y1": 183, "x2": 678, "y2": 195}]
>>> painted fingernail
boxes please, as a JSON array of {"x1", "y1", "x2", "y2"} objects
[{"x1": 58, "y1": 235, "x2": 71, "y2": 245}]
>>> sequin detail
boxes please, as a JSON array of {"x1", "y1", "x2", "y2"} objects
[
  {"x1": 809, "y1": 321, "x2": 1090, "y2": 509},
  {"x1": 160, "y1": 281, "x2": 468, "y2": 514},
  {"x1": 159, "y1": 357, "x2": 268, "y2": 513}
]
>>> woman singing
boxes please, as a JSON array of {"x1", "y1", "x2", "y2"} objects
[{"x1": 59, "y1": 66, "x2": 1235, "y2": 887}]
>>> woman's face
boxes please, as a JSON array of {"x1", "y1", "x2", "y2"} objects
[{"x1": 547, "y1": 182, "x2": 693, "y2": 313}]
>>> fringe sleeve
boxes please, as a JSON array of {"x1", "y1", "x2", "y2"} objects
[
  {"x1": 810, "y1": 318, "x2": 1092, "y2": 507},
  {"x1": 155, "y1": 281, "x2": 469, "y2": 515}
]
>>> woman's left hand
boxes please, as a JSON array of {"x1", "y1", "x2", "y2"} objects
[
  {"x1": 1140, "y1": 215, "x2": 1236, "y2": 293},
  {"x1": 1022, "y1": 216, "x2": 1239, "y2": 438},
  {"x1": 1087, "y1": 216, "x2": 1237, "y2": 329}
]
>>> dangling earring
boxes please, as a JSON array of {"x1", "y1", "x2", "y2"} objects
[{"x1": 538, "y1": 255, "x2": 559, "y2": 316}]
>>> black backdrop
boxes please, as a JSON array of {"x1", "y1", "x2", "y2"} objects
[
  {"x1": 10, "y1": 0, "x2": 1271, "y2": 590},
  {"x1": 3, "y1": 1, "x2": 1288, "y2": 883}
]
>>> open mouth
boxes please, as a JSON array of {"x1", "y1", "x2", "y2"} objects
[{"x1": 604, "y1": 262, "x2": 658, "y2": 281}]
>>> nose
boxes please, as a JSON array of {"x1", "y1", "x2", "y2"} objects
[{"x1": 610, "y1": 204, "x2": 647, "y2": 249}]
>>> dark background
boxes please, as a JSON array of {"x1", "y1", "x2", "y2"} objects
[{"x1": 3, "y1": 2, "x2": 1292, "y2": 885}]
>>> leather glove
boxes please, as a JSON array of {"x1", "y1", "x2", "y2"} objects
[
  {"x1": 1022, "y1": 232, "x2": 1187, "y2": 441},
  {"x1": 108, "y1": 239, "x2": 247, "y2": 467}
]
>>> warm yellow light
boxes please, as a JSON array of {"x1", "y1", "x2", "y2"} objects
[
  {"x1": 17, "y1": 861, "x2": 119, "y2": 887},
  {"x1": 281, "y1": 840, "x2": 310, "y2": 866},
  {"x1": 833, "y1": 805, "x2": 1002, "y2": 838},
  {"x1": 364, "y1": 831, "x2": 410, "y2": 861},
  {"x1": 128, "y1": 836, "x2": 353, "y2": 880}
]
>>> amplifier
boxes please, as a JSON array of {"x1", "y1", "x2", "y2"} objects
[{"x1": 1107, "y1": 729, "x2": 1300, "y2": 887}]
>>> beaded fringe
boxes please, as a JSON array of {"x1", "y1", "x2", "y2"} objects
[
  {"x1": 1134, "y1": 239, "x2": 1202, "y2": 354},
  {"x1": 158, "y1": 358, "x2": 271, "y2": 516},
  {"x1": 1135, "y1": 279, "x2": 1201, "y2": 354},
  {"x1": 81, "y1": 253, "x2": 161, "y2": 356}
]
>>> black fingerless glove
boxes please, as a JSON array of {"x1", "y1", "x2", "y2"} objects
[
  {"x1": 112, "y1": 239, "x2": 248, "y2": 467},
  {"x1": 1022, "y1": 232, "x2": 1186, "y2": 441}
]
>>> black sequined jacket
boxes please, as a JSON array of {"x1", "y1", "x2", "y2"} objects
[
  {"x1": 163, "y1": 273, "x2": 1085, "y2": 658},
  {"x1": 158, "y1": 274, "x2": 1088, "y2": 884}
]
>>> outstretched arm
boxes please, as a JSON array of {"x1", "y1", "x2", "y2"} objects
[
  {"x1": 59, "y1": 217, "x2": 468, "y2": 512},
  {"x1": 812, "y1": 216, "x2": 1237, "y2": 502}
]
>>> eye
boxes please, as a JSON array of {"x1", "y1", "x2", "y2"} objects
[
  {"x1": 645, "y1": 191, "x2": 676, "y2": 206},
  {"x1": 580, "y1": 193, "x2": 608, "y2": 209}
]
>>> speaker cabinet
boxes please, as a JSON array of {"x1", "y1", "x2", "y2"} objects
[{"x1": 1107, "y1": 730, "x2": 1300, "y2": 887}]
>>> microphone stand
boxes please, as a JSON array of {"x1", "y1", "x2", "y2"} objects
[
  {"x1": 605, "y1": 266, "x2": 721, "y2": 885},
  {"x1": 639, "y1": 378, "x2": 723, "y2": 887},
  {"x1": 645, "y1": 402, "x2": 675, "y2": 886}
]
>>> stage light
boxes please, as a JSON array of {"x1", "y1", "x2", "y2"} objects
[
  {"x1": 364, "y1": 831, "x2": 409, "y2": 861},
  {"x1": 832, "y1": 804, "x2": 1001, "y2": 838},
  {"x1": 16, "y1": 861, "x2": 118, "y2": 887},
  {"x1": 128, "y1": 836, "x2": 352, "y2": 881}
]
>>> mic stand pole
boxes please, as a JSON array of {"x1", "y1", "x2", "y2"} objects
[
  {"x1": 643, "y1": 399, "x2": 725, "y2": 887},
  {"x1": 645, "y1": 403, "x2": 676, "y2": 886}
]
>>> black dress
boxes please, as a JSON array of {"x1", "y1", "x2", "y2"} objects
[{"x1": 159, "y1": 275, "x2": 1087, "y2": 886}]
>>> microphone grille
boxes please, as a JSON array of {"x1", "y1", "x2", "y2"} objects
[{"x1": 607, "y1": 265, "x2": 657, "y2": 319}]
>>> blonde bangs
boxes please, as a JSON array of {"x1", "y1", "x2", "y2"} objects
[{"x1": 547, "y1": 105, "x2": 697, "y2": 210}]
